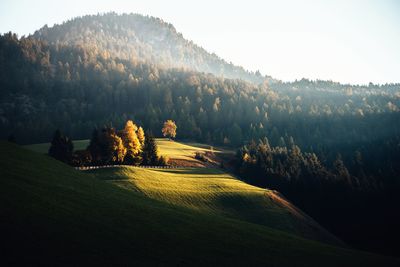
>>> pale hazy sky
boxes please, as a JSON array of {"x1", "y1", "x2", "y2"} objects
[{"x1": 1, "y1": 0, "x2": 399, "y2": 85}]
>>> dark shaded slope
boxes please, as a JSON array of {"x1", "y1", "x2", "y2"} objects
[{"x1": 0, "y1": 141, "x2": 398, "y2": 266}]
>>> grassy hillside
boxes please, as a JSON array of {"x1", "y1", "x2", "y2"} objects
[
  {"x1": 91, "y1": 166, "x2": 340, "y2": 245},
  {"x1": 25, "y1": 138, "x2": 232, "y2": 166},
  {"x1": 157, "y1": 139, "x2": 220, "y2": 160},
  {"x1": 1, "y1": 141, "x2": 399, "y2": 266}
]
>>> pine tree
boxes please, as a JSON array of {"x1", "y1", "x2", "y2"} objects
[
  {"x1": 333, "y1": 153, "x2": 351, "y2": 185},
  {"x1": 48, "y1": 129, "x2": 73, "y2": 163},
  {"x1": 229, "y1": 123, "x2": 243, "y2": 146},
  {"x1": 142, "y1": 131, "x2": 160, "y2": 165},
  {"x1": 88, "y1": 128, "x2": 102, "y2": 164}
]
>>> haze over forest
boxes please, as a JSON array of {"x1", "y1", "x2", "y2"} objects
[
  {"x1": 1, "y1": 0, "x2": 399, "y2": 84},
  {"x1": 0, "y1": 2, "x2": 400, "y2": 266}
]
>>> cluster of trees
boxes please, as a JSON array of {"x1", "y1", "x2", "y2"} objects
[
  {"x1": 1, "y1": 13, "x2": 400, "y2": 254},
  {"x1": 236, "y1": 135, "x2": 400, "y2": 192},
  {"x1": 235, "y1": 137, "x2": 400, "y2": 255},
  {"x1": 49, "y1": 120, "x2": 169, "y2": 166},
  {"x1": 237, "y1": 138, "x2": 351, "y2": 190}
]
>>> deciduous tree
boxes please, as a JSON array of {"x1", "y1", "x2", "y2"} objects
[
  {"x1": 137, "y1": 126, "x2": 145, "y2": 146},
  {"x1": 122, "y1": 120, "x2": 142, "y2": 164},
  {"x1": 99, "y1": 127, "x2": 126, "y2": 164},
  {"x1": 162, "y1": 120, "x2": 177, "y2": 140}
]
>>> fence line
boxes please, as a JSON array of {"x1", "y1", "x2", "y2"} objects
[{"x1": 75, "y1": 165, "x2": 181, "y2": 171}]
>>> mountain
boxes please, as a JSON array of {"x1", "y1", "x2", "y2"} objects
[
  {"x1": 0, "y1": 13, "x2": 399, "y2": 147},
  {"x1": 1, "y1": 13, "x2": 400, "y2": 256},
  {"x1": 1, "y1": 26, "x2": 399, "y2": 146},
  {"x1": 1, "y1": 141, "x2": 398, "y2": 266},
  {"x1": 33, "y1": 12, "x2": 270, "y2": 84}
]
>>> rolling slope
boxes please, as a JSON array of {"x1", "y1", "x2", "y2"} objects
[
  {"x1": 91, "y1": 166, "x2": 341, "y2": 245},
  {"x1": 1, "y1": 141, "x2": 399, "y2": 266}
]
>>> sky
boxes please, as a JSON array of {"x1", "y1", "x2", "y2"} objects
[{"x1": 1, "y1": 0, "x2": 399, "y2": 85}]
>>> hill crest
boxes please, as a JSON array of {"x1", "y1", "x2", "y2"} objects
[
  {"x1": 1, "y1": 141, "x2": 398, "y2": 266},
  {"x1": 32, "y1": 12, "x2": 270, "y2": 84}
]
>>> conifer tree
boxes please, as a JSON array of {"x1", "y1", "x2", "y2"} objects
[
  {"x1": 142, "y1": 131, "x2": 159, "y2": 165},
  {"x1": 333, "y1": 153, "x2": 351, "y2": 185},
  {"x1": 48, "y1": 129, "x2": 73, "y2": 163},
  {"x1": 88, "y1": 128, "x2": 102, "y2": 164}
]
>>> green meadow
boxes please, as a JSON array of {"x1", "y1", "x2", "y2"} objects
[{"x1": 2, "y1": 141, "x2": 398, "y2": 266}]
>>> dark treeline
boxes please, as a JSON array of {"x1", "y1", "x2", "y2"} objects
[
  {"x1": 1, "y1": 13, "x2": 400, "y2": 255},
  {"x1": 235, "y1": 137, "x2": 400, "y2": 255}
]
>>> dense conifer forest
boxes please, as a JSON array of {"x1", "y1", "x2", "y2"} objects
[{"x1": 1, "y1": 13, "x2": 399, "y2": 256}]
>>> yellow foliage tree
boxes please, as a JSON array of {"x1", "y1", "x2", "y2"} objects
[
  {"x1": 137, "y1": 126, "x2": 145, "y2": 146},
  {"x1": 111, "y1": 133, "x2": 126, "y2": 163},
  {"x1": 123, "y1": 120, "x2": 142, "y2": 164},
  {"x1": 162, "y1": 120, "x2": 177, "y2": 140},
  {"x1": 100, "y1": 127, "x2": 126, "y2": 164}
]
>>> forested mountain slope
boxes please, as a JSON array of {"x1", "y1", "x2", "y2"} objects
[
  {"x1": 32, "y1": 12, "x2": 268, "y2": 84},
  {"x1": 1, "y1": 13, "x2": 400, "y2": 255}
]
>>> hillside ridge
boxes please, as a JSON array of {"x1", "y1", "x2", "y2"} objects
[
  {"x1": 32, "y1": 12, "x2": 270, "y2": 84},
  {"x1": 1, "y1": 141, "x2": 398, "y2": 266},
  {"x1": 92, "y1": 165, "x2": 343, "y2": 245}
]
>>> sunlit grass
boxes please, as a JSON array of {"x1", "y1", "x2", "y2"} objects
[
  {"x1": 156, "y1": 138, "x2": 228, "y2": 160},
  {"x1": 90, "y1": 166, "x2": 340, "y2": 245},
  {"x1": 1, "y1": 141, "x2": 398, "y2": 266},
  {"x1": 23, "y1": 137, "x2": 340, "y2": 243},
  {"x1": 25, "y1": 138, "x2": 232, "y2": 160}
]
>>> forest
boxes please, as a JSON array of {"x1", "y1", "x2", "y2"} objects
[
  {"x1": 234, "y1": 137, "x2": 400, "y2": 255},
  {"x1": 0, "y1": 13, "x2": 399, "y2": 256}
]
